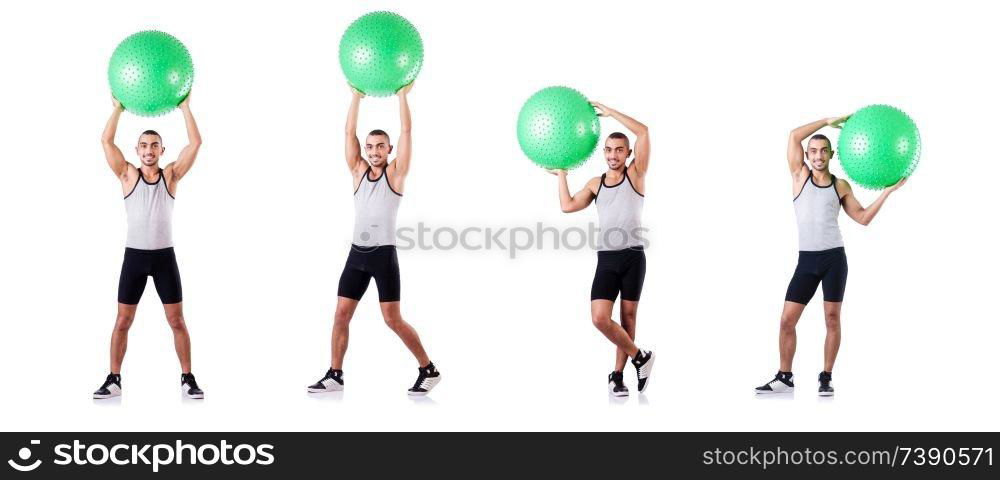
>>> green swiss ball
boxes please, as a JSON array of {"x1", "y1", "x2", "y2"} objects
[
  {"x1": 517, "y1": 86, "x2": 600, "y2": 170},
  {"x1": 108, "y1": 31, "x2": 194, "y2": 117},
  {"x1": 837, "y1": 105, "x2": 921, "y2": 189},
  {"x1": 339, "y1": 11, "x2": 424, "y2": 97}
]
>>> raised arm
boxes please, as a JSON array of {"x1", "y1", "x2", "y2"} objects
[
  {"x1": 165, "y1": 94, "x2": 202, "y2": 182},
  {"x1": 550, "y1": 170, "x2": 598, "y2": 213},
  {"x1": 592, "y1": 101, "x2": 650, "y2": 176},
  {"x1": 839, "y1": 177, "x2": 906, "y2": 226},
  {"x1": 389, "y1": 83, "x2": 413, "y2": 177},
  {"x1": 788, "y1": 116, "x2": 847, "y2": 176},
  {"x1": 101, "y1": 97, "x2": 131, "y2": 180},
  {"x1": 344, "y1": 88, "x2": 366, "y2": 173}
]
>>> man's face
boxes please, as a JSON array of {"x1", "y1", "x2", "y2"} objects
[
  {"x1": 136, "y1": 134, "x2": 164, "y2": 166},
  {"x1": 365, "y1": 134, "x2": 392, "y2": 167},
  {"x1": 806, "y1": 138, "x2": 833, "y2": 172},
  {"x1": 603, "y1": 137, "x2": 630, "y2": 170}
]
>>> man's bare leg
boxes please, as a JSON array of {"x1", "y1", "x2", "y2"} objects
[
  {"x1": 331, "y1": 296, "x2": 360, "y2": 370},
  {"x1": 163, "y1": 302, "x2": 191, "y2": 373},
  {"x1": 822, "y1": 301, "x2": 842, "y2": 372},
  {"x1": 779, "y1": 301, "x2": 807, "y2": 372},
  {"x1": 110, "y1": 303, "x2": 138, "y2": 374},
  {"x1": 379, "y1": 301, "x2": 430, "y2": 366},
  {"x1": 615, "y1": 300, "x2": 639, "y2": 371},
  {"x1": 591, "y1": 300, "x2": 639, "y2": 358}
]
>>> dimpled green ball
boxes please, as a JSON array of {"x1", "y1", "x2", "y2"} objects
[
  {"x1": 837, "y1": 105, "x2": 921, "y2": 189},
  {"x1": 108, "y1": 31, "x2": 194, "y2": 117},
  {"x1": 339, "y1": 11, "x2": 423, "y2": 97},
  {"x1": 517, "y1": 86, "x2": 600, "y2": 170}
]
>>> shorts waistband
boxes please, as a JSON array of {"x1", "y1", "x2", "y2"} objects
[
  {"x1": 797, "y1": 246, "x2": 845, "y2": 256},
  {"x1": 350, "y1": 244, "x2": 397, "y2": 253},
  {"x1": 125, "y1": 247, "x2": 175, "y2": 254},
  {"x1": 597, "y1": 246, "x2": 645, "y2": 255}
]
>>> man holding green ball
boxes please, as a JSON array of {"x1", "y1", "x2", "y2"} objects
[
  {"x1": 550, "y1": 102, "x2": 655, "y2": 397},
  {"x1": 754, "y1": 116, "x2": 906, "y2": 397},
  {"x1": 307, "y1": 82, "x2": 441, "y2": 396},
  {"x1": 93, "y1": 93, "x2": 204, "y2": 400}
]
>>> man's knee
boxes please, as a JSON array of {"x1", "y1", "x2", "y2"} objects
[
  {"x1": 824, "y1": 310, "x2": 841, "y2": 330},
  {"x1": 780, "y1": 313, "x2": 799, "y2": 333},
  {"x1": 592, "y1": 314, "x2": 612, "y2": 331},
  {"x1": 166, "y1": 313, "x2": 186, "y2": 331},
  {"x1": 383, "y1": 314, "x2": 404, "y2": 331},
  {"x1": 333, "y1": 308, "x2": 353, "y2": 328},
  {"x1": 114, "y1": 314, "x2": 134, "y2": 333}
]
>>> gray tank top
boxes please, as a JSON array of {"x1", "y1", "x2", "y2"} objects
[
  {"x1": 793, "y1": 173, "x2": 844, "y2": 251},
  {"x1": 124, "y1": 168, "x2": 174, "y2": 250},
  {"x1": 595, "y1": 170, "x2": 644, "y2": 251},
  {"x1": 353, "y1": 166, "x2": 402, "y2": 247}
]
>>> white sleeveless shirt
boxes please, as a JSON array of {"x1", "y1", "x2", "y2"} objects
[
  {"x1": 595, "y1": 170, "x2": 644, "y2": 251},
  {"x1": 793, "y1": 173, "x2": 844, "y2": 252},
  {"x1": 353, "y1": 166, "x2": 402, "y2": 247},
  {"x1": 124, "y1": 168, "x2": 174, "y2": 250}
]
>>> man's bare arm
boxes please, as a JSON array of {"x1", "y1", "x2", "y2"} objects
[
  {"x1": 550, "y1": 170, "x2": 598, "y2": 213},
  {"x1": 840, "y1": 177, "x2": 907, "y2": 226},
  {"x1": 164, "y1": 95, "x2": 202, "y2": 183},
  {"x1": 101, "y1": 97, "x2": 131, "y2": 180},
  {"x1": 345, "y1": 88, "x2": 366, "y2": 173}
]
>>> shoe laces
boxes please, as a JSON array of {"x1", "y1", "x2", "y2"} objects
[{"x1": 101, "y1": 374, "x2": 119, "y2": 389}]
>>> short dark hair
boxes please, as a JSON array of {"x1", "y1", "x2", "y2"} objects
[
  {"x1": 607, "y1": 131, "x2": 630, "y2": 148},
  {"x1": 809, "y1": 134, "x2": 832, "y2": 150},
  {"x1": 139, "y1": 130, "x2": 162, "y2": 144},
  {"x1": 367, "y1": 129, "x2": 391, "y2": 142}
]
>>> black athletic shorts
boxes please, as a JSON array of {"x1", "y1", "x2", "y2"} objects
[
  {"x1": 591, "y1": 247, "x2": 646, "y2": 302},
  {"x1": 784, "y1": 247, "x2": 848, "y2": 304},
  {"x1": 118, "y1": 247, "x2": 183, "y2": 305},
  {"x1": 337, "y1": 244, "x2": 401, "y2": 302}
]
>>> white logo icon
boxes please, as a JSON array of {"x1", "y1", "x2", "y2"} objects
[{"x1": 8, "y1": 440, "x2": 42, "y2": 472}]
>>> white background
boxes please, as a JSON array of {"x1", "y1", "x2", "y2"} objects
[{"x1": 1, "y1": 0, "x2": 997, "y2": 432}]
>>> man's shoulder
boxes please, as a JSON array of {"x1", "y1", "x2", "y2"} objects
[
  {"x1": 835, "y1": 177, "x2": 852, "y2": 194},
  {"x1": 586, "y1": 175, "x2": 603, "y2": 190}
]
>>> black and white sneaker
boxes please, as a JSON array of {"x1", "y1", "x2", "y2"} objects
[
  {"x1": 818, "y1": 371, "x2": 834, "y2": 397},
  {"x1": 608, "y1": 371, "x2": 629, "y2": 397},
  {"x1": 407, "y1": 363, "x2": 441, "y2": 396},
  {"x1": 93, "y1": 373, "x2": 122, "y2": 399},
  {"x1": 307, "y1": 369, "x2": 344, "y2": 393},
  {"x1": 180, "y1": 373, "x2": 204, "y2": 399},
  {"x1": 755, "y1": 371, "x2": 795, "y2": 394},
  {"x1": 631, "y1": 350, "x2": 655, "y2": 393}
]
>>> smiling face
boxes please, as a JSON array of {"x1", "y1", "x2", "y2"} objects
[
  {"x1": 365, "y1": 132, "x2": 392, "y2": 168},
  {"x1": 806, "y1": 136, "x2": 833, "y2": 172},
  {"x1": 603, "y1": 134, "x2": 631, "y2": 171},
  {"x1": 135, "y1": 132, "x2": 164, "y2": 167}
]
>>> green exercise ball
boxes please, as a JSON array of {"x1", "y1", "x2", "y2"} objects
[
  {"x1": 837, "y1": 105, "x2": 920, "y2": 189},
  {"x1": 108, "y1": 31, "x2": 194, "y2": 117},
  {"x1": 339, "y1": 11, "x2": 423, "y2": 97},
  {"x1": 517, "y1": 86, "x2": 600, "y2": 170}
]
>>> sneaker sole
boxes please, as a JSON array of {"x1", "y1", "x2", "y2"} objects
[
  {"x1": 182, "y1": 387, "x2": 204, "y2": 400},
  {"x1": 307, "y1": 386, "x2": 344, "y2": 393},
  {"x1": 93, "y1": 392, "x2": 121, "y2": 400},
  {"x1": 408, "y1": 376, "x2": 441, "y2": 396},
  {"x1": 608, "y1": 387, "x2": 629, "y2": 397},
  {"x1": 754, "y1": 388, "x2": 794, "y2": 394},
  {"x1": 818, "y1": 391, "x2": 834, "y2": 397}
]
